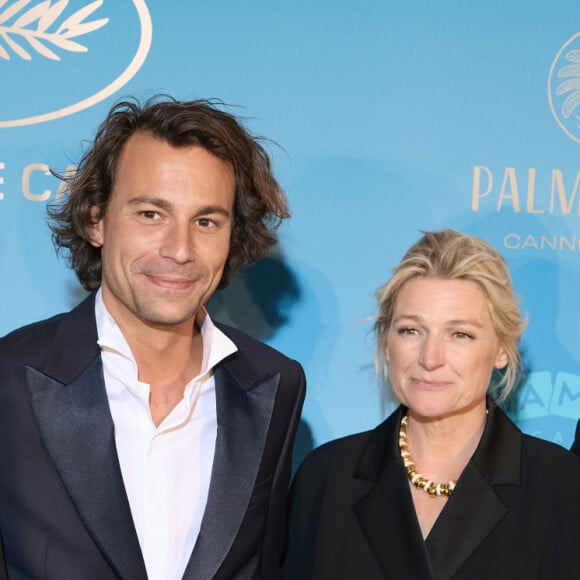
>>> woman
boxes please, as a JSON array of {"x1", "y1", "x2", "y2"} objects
[{"x1": 285, "y1": 229, "x2": 580, "y2": 580}]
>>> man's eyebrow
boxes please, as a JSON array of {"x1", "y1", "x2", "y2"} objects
[
  {"x1": 195, "y1": 205, "x2": 232, "y2": 218},
  {"x1": 127, "y1": 197, "x2": 231, "y2": 218},
  {"x1": 127, "y1": 196, "x2": 171, "y2": 209}
]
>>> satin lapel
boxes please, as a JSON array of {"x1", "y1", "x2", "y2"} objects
[
  {"x1": 183, "y1": 361, "x2": 280, "y2": 579},
  {"x1": 353, "y1": 408, "x2": 434, "y2": 580},
  {"x1": 354, "y1": 465, "x2": 434, "y2": 580},
  {"x1": 425, "y1": 463, "x2": 508, "y2": 580},
  {"x1": 26, "y1": 357, "x2": 147, "y2": 580},
  {"x1": 425, "y1": 404, "x2": 519, "y2": 580}
]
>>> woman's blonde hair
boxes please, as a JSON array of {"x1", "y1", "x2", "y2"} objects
[{"x1": 374, "y1": 229, "x2": 526, "y2": 402}]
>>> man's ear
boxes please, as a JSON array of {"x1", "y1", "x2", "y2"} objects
[{"x1": 85, "y1": 206, "x2": 104, "y2": 248}]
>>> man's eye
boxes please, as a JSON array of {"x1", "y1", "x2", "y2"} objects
[
  {"x1": 197, "y1": 218, "x2": 216, "y2": 227},
  {"x1": 140, "y1": 210, "x2": 161, "y2": 220}
]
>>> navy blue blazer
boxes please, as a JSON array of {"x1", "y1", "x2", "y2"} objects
[
  {"x1": 286, "y1": 404, "x2": 580, "y2": 580},
  {"x1": 0, "y1": 294, "x2": 305, "y2": 580},
  {"x1": 0, "y1": 541, "x2": 6, "y2": 580}
]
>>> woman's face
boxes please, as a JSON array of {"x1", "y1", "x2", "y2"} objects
[{"x1": 385, "y1": 276, "x2": 508, "y2": 421}]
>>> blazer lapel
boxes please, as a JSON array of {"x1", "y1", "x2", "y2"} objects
[
  {"x1": 26, "y1": 295, "x2": 147, "y2": 580},
  {"x1": 354, "y1": 408, "x2": 434, "y2": 580},
  {"x1": 425, "y1": 404, "x2": 521, "y2": 580},
  {"x1": 183, "y1": 353, "x2": 280, "y2": 579}
]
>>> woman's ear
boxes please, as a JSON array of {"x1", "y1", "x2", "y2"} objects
[{"x1": 494, "y1": 346, "x2": 509, "y2": 370}]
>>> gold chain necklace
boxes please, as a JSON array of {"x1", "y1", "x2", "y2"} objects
[{"x1": 398, "y1": 413, "x2": 456, "y2": 497}]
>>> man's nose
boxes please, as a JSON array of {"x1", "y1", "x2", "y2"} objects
[{"x1": 160, "y1": 223, "x2": 195, "y2": 263}]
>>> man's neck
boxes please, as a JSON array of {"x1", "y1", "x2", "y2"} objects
[
  {"x1": 131, "y1": 326, "x2": 204, "y2": 427},
  {"x1": 108, "y1": 308, "x2": 205, "y2": 427}
]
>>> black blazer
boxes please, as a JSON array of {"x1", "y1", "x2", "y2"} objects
[
  {"x1": 0, "y1": 294, "x2": 306, "y2": 580},
  {"x1": 285, "y1": 404, "x2": 580, "y2": 580},
  {"x1": 571, "y1": 419, "x2": 580, "y2": 457}
]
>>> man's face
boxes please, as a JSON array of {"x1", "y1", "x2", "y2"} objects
[{"x1": 87, "y1": 131, "x2": 235, "y2": 332}]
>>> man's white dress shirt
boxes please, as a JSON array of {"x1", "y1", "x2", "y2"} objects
[{"x1": 95, "y1": 290, "x2": 237, "y2": 580}]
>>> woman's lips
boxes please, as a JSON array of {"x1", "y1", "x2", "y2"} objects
[{"x1": 412, "y1": 377, "x2": 450, "y2": 389}]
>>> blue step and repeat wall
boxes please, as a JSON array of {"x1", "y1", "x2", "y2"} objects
[{"x1": 2, "y1": 0, "x2": 580, "y2": 462}]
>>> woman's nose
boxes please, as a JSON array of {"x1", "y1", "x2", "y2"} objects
[{"x1": 419, "y1": 335, "x2": 444, "y2": 370}]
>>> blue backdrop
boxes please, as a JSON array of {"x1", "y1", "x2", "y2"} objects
[{"x1": 2, "y1": 0, "x2": 580, "y2": 465}]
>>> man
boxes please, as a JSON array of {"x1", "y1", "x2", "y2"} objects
[
  {"x1": 0, "y1": 543, "x2": 5, "y2": 580},
  {"x1": 0, "y1": 97, "x2": 306, "y2": 579}
]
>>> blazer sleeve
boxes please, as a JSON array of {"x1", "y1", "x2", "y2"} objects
[
  {"x1": 571, "y1": 490, "x2": 580, "y2": 579},
  {"x1": 260, "y1": 359, "x2": 306, "y2": 579},
  {"x1": 284, "y1": 454, "x2": 322, "y2": 580},
  {"x1": 0, "y1": 535, "x2": 7, "y2": 580}
]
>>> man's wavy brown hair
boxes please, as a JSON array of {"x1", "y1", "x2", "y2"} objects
[{"x1": 48, "y1": 95, "x2": 290, "y2": 290}]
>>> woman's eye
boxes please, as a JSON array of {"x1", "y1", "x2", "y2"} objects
[
  {"x1": 453, "y1": 331, "x2": 474, "y2": 340},
  {"x1": 397, "y1": 327, "x2": 418, "y2": 335}
]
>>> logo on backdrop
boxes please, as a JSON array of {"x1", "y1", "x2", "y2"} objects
[
  {"x1": 548, "y1": 32, "x2": 580, "y2": 144},
  {"x1": 466, "y1": 33, "x2": 580, "y2": 447},
  {"x1": 0, "y1": 0, "x2": 152, "y2": 128},
  {"x1": 507, "y1": 372, "x2": 580, "y2": 447},
  {"x1": 469, "y1": 34, "x2": 580, "y2": 251}
]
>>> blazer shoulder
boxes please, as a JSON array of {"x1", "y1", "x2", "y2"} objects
[
  {"x1": 521, "y1": 431, "x2": 580, "y2": 474},
  {"x1": 294, "y1": 408, "x2": 403, "y2": 487},
  {"x1": 0, "y1": 311, "x2": 67, "y2": 360},
  {"x1": 294, "y1": 429, "x2": 373, "y2": 485},
  {"x1": 0, "y1": 294, "x2": 96, "y2": 373}
]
